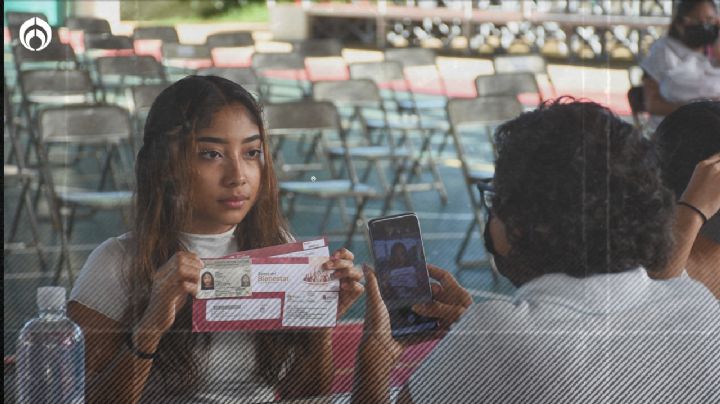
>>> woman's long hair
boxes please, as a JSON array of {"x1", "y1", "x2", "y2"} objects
[{"x1": 126, "y1": 75, "x2": 296, "y2": 395}]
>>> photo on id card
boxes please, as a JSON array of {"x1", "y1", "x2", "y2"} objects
[{"x1": 196, "y1": 257, "x2": 253, "y2": 299}]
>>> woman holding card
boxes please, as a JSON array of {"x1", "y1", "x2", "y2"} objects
[{"x1": 68, "y1": 75, "x2": 364, "y2": 403}]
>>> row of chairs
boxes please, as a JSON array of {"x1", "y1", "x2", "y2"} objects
[
  {"x1": 4, "y1": 75, "x2": 135, "y2": 286},
  {"x1": 4, "y1": 78, "x2": 527, "y2": 285}
]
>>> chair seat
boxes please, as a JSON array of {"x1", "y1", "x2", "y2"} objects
[
  {"x1": 365, "y1": 116, "x2": 449, "y2": 131},
  {"x1": 327, "y1": 146, "x2": 410, "y2": 159},
  {"x1": 468, "y1": 168, "x2": 495, "y2": 182},
  {"x1": 281, "y1": 180, "x2": 377, "y2": 198},
  {"x1": 56, "y1": 188, "x2": 133, "y2": 209},
  {"x1": 27, "y1": 94, "x2": 89, "y2": 104},
  {"x1": 4, "y1": 164, "x2": 35, "y2": 178}
]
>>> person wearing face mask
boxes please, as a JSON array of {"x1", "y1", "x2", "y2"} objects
[
  {"x1": 640, "y1": 0, "x2": 720, "y2": 131},
  {"x1": 352, "y1": 99, "x2": 720, "y2": 403},
  {"x1": 651, "y1": 101, "x2": 720, "y2": 299}
]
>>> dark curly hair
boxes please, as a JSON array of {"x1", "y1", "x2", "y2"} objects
[
  {"x1": 654, "y1": 100, "x2": 720, "y2": 198},
  {"x1": 492, "y1": 98, "x2": 674, "y2": 277}
]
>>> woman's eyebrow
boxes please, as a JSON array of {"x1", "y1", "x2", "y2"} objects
[
  {"x1": 196, "y1": 136, "x2": 228, "y2": 144},
  {"x1": 196, "y1": 134, "x2": 261, "y2": 144},
  {"x1": 242, "y1": 134, "x2": 262, "y2": 144}
]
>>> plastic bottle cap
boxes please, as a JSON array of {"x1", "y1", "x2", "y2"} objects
[{"x1": 37, "y1": 287, "x2": 66, "y2": 311}]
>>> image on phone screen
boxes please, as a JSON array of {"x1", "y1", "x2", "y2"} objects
[{"x1": 368, "y1": 213, "x2": 438, "y2": 338}]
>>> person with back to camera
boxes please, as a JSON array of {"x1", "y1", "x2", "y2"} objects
[
  {"x1": 651, "y1": 100, "x2": 720, "y2": 299},
  {"x1": 641, "y1": 0, "x2": 720, "y2": 130},
  {"x1": 352, "y1": 98, "x2": 720, "y2": 403},
  {"x1": 67, "y1": 76, "x2": 364, "y2": 403}
]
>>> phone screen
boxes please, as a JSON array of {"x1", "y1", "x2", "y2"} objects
[{"x1": 368, "y1": 213, "x2": 438, "y2": 338}]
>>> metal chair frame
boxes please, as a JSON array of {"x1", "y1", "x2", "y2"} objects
[
  {"x1": 251, "y1": 52, "x2": 309, "y2": 100},
  {"x1": 447, "y1": 96, "x2": 523, "y2": 270},
  {"x1": 34, "y1": 104, "x2": 135, "y2": 285},
  {"x1": 264, "y1": 100, "x2": 379, "y2": 247}
]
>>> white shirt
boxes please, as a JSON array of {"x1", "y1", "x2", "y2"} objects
[
  {"x1": 640, "y1": 36, "x2": 720, "y2": 129},
  {"x1": 70, "y1": 227, "x2": 275, "y2": 403},
  {"x1": 409, "y1": 269, "x2": 720, "y2": 403}
]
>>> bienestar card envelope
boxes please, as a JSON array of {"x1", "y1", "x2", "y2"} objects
[{"x1": 192, "y1": 238, "x2": 337, "y2": 332}]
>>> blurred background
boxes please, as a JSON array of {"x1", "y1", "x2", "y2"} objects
[{"x1": 4, "y1": 0, "x2": 684, "y2": 396}]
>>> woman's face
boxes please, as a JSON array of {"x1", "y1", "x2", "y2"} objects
[
  {"x1": 677, "y1": 2, "x2": 719, "y2": 46},
  {"x1": 390, "y1": 245, "x2": 407, "y2": 266},
  {"x1": 682, "y1": 2, "x2": 719, "y2": 27},
  {"x1": 202, "y1": 273, "x2": 213, "y2": 287},
  {"x1": 187, "y1": 105, "x2": 263, "y2": 234}
]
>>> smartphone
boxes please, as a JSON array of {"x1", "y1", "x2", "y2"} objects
[{"x1": 367, "y1": 213, "x2": 439, "y2": 338}]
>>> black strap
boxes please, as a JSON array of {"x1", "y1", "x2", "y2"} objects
[
  {"x1": 677, "y1": 201, "x2": 708, "y2": 225},
  {"x1": 126, "y1": 333, "x2": 157, "y2": 360}
]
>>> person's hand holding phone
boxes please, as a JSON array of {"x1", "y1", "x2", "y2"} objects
[
  {"x1": 352, "y1": 263, "x2": 473, "y2": 404},
  {"x1": 412, "y1": 264, "x2": 473, "y2": 332},
  {"x1": 352, "y1": 264, "x2": 405, "y2": 404},
  {"x1": 358, "y1": 264, "x2": 404, "y2": 360}
]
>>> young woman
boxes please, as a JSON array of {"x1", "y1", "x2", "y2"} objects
[
  {"x1": 68, "y1": 75, "x2": 364, "y2": 403},
  {"x1": 641, "y1": 0, "x2": 720, "y2": 130}
]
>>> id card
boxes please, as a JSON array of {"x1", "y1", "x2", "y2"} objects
[{"x1": 196, "y1": 258, "x2": 252, "y2": 299}]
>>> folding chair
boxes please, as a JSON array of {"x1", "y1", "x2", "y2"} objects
[
  {"x1": 196, "y1": 67, "x2": 260, "y2": 98},
  {"x1": 127, "y1": 84, "x2": 169, "y2": 146},
  {"x1": 84, "y1": 34, "x2": 134, "y2": 60},
  {"x1": 313, "y1": 79, "x2": 447, "y2": 213},
  {"x1": 251, "y1": 52, "x2": 309, "y2": 100},
  {"x1": 35, "y1": 105, "x2": 134, "y2": 284},
  {"x1": 293, "y1": 38, "x2": 343, "y2": 58},
  {"x1": 161, "y1": 43, "x2": 213, "y2": 74},
  {"x1": 17, "y1": 68, "x2": 96, "y2": 165},
  {"x1": 475, "y1": 72, "x2": 542, "y2": 106},
  {"x1": 207, "y1": 31, "x2": 255, "y2": 68},
  {"x1": 264, "y1": 101, "x2": 379, "y2": 247},
  {"x1": 133, "y1": 26, "x2": 179, "y2": 42},
  {"x1": 132, "y1": 26, "x2": 179, "y2": 61},
  {"x1": 492, "y1": 54, "x2": 556, "y2": 99},
  {"x1": 6, "y1": 11, "x2": 49, "y2": 45},
  {"x1": 96, "y1": 55, "x2": 166, "y2": 104},
  {"x1": 4, "y1": 83, "x2": 48, "y2": 271},
  {"x1": 63, "y1": 16, "x2": 113, "y2": 55},
  {"x1": 447, "y1": 96, "x2": 523, "y2": 269},
  {"x1": 206, "y1": 31, "x2": 254, "y2": 49},
  {"x1": 384, "y1": 47, "x2": 447, "y2": 113},
  {"x1": 381, "y1": 49, "x2": 453, "y2": 154},
  {"x1": 296, "y1": 39, "x2": 349, "y2": 82},
  {"x1": 12, "y1": 41, "x2": 78, "y2": 72},
  {"x1": 65, "y1": 17, "x2": 112, "y2": 34},
  {"x1": 349, "y1": 61, "x2": 450, "y2": 195}
]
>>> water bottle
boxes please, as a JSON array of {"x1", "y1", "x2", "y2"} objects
[{"x1": 16, "y1": 287, "x2": 85, "y2": 404}]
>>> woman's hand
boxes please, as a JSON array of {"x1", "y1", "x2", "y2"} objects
[
  {"x1": 358, "y1": 264, "x2": 404, "y2": 360},
  {"x1": 351, "y1": 264, "x2": 403, "y2": 404},
  {"x1": 412, "y1": 264, "x2": 473, "y2": 332},
  {"x1": 323, "y1": 248, "x2": 364, "y2": 319},
  {"x1": 680, "y1": 153, "x2": 720, "y2": 221},
  {"x1": 138, "y1": 251, "x2": 204, "y2": 335}
]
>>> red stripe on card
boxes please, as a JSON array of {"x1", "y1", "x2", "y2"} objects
[{"x1": 222, "y1": 237, "x2": 327, "y2": 259}]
